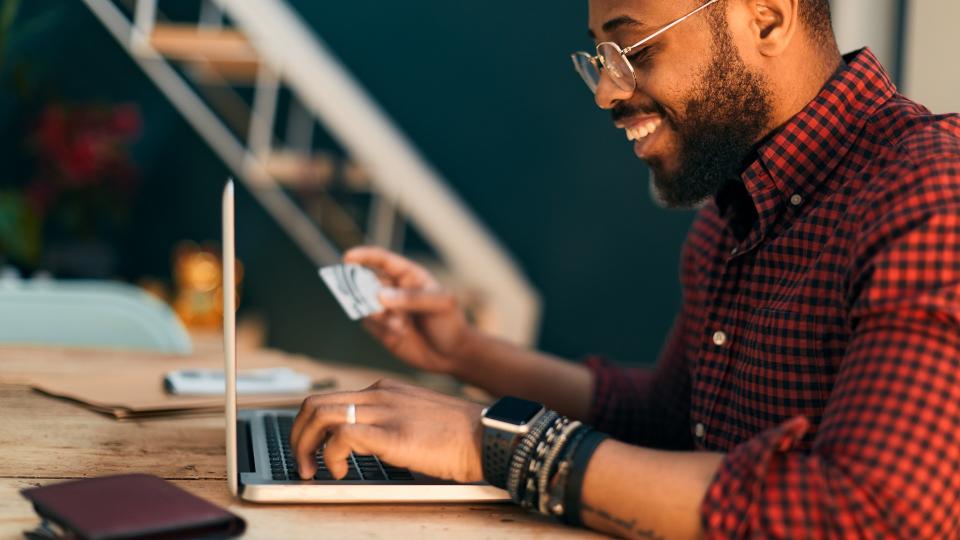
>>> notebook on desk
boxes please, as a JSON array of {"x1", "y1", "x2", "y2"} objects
[{"x1": 222, "y1": 180, "x2": 509, "y2": 503}]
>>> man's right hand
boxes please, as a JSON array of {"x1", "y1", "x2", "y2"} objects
[{"x1": 344, "y1": 246, "x2": 474, "y2": 375}]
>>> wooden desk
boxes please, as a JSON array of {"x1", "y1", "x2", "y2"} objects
[{"x1": 0, "y1": 347, "x2": 601, "y2": 539}]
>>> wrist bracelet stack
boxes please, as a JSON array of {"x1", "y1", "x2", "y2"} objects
[
  {"x1": 503, "y1": 410, "x2": 607, "y2": 524},
  {"x1": 505, "y1": 410, "x2": 558, "y2": 502}
]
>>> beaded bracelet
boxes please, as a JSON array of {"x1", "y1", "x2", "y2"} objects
[
  {"x1": 522, "y1": 416, "x2": 567, "y2": 510},
  {"x1": 505, "y1": 411, "x2": 558, "y2": 503},
  {"x1": 515, "y1": 415, "x2": 558, "y2": 507},
  {"x1": 544, "y1": 425, "x2": 591, "y2": 518},
  {"x1": 537, "y1": 420, "x2": 582, "y2": 514},
  {"x1": 503, "y1": 410, "x2": 605, "y2": 524}
]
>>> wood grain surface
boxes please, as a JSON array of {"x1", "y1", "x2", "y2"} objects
[{"x1": 0, "y1": 347, "x2": 602, "y2": 539}]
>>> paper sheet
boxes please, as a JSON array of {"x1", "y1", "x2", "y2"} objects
[{"x1": 25, "y1": 351, "x2": 342, "y2": 420}]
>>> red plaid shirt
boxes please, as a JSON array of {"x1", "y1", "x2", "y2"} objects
[{"x1": 585, "y1": 49, "x2": 960, "y2": 538}]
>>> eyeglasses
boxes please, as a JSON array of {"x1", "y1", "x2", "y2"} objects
[{"x1": 571, "y1": 0, "x2": 719, "y2": 94}]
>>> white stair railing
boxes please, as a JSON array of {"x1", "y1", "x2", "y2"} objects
[{"x1": 81, "y1": 0, "x2": 542, "y2": 345}]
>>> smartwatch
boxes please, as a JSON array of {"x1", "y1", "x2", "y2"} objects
[{"x1": 480, "y1": 396, "x2": 546, "y2": 489}]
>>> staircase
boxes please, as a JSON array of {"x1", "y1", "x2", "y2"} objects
[{"x1": 81, "y1": 0, "x2": 541, "y2": 345}]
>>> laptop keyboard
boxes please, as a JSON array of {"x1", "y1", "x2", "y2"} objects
[{"x1": 264, "y1": 414, "x2": 414, "y2": 482}]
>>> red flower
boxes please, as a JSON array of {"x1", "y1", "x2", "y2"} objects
[
  {"x1": 62, "y1": 132, "x2": 101, "y2": 184},
  {"x1": 35, "y1": 105, "x2": 67, "y2": 157},
  {"x1": 110, "y1": 104, "x2": 141, "y2": 138}
]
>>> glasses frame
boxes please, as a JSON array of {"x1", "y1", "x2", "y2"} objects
[{"x1": 572, "y1": 0, "x2": 720, "y2": 93}]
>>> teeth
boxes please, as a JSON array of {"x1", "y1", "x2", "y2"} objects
[{"x1": 623, "y1": 118, "x2": 661, "y2": 142}]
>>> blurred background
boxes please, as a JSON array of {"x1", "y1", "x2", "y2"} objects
[{"x1": 0, "y1": 0, "x2": 956, "y2": 371}]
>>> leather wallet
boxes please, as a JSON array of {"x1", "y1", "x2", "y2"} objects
[{"x1": 21, "y1": 473, "x2": 246, "y2": 539}]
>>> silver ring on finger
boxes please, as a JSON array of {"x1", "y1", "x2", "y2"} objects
[{"x1": 345, "y1": 403, "x2": 357, "y2": 425}]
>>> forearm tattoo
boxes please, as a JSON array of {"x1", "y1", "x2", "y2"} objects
[{"x1": 581, "y1": 503, "x2": 664, "y2": 540}]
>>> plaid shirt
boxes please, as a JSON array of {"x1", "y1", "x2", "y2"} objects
[{"x1": 585, "y1": 49, "x2": 960, "y2": 538}]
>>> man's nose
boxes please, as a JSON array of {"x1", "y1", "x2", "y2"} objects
[{"x1": 594, "y1": 69, "x2": 635, "y2": 110}]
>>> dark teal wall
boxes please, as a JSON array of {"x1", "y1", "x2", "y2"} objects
[{"x1": 1, "y1": 1, "x2": 695, "y2": 368}]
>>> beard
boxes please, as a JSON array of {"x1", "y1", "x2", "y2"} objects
[{"x1": 629, "y1": 22, "x2": 774, "y2": 208}]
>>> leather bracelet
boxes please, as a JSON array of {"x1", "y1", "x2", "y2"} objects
[
  {"x1": 506, "y1": 411, "x2": 558, "y2": 503},
  {"x1": 563, "y1": 430, "x2": 608, "y2": 526}
]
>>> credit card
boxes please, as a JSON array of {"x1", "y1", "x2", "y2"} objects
[{"x1": 319, "y1": 264, "x2": 384, "y2": 320}]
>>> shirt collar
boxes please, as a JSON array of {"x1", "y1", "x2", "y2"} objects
[{"x1": 719, "y1": 48, "x2": 897, "y2": 240}]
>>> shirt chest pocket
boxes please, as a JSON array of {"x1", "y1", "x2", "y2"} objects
[{"x1": 729, "y1": 309, "x2": 830, "y2": 438}]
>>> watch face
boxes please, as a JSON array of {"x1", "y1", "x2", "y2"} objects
[{"x1": 484, "y1": 397, "x2": 543, "y2": 426}]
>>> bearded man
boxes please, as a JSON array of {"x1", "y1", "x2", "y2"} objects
[{"x1": 290, "y1": 1, "x2": 960, "y2": 537}]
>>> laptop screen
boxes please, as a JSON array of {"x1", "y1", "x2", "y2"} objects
[{"x1": 222, "y1": 180, "x2": 239, "y2": 497}]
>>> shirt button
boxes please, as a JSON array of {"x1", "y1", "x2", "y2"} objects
[
  {"x1": 790, "y1": 193, "x2": 804, "y2": 206},
  {"x1": 712, "y1": 330, "x2": 728, "y2": 346},
  {"x1": 694, "y1": 423, "x2": 706, "y2": 439}
]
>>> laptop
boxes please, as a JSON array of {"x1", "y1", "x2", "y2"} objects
[{"x1": 222, "y1": 180, "x2": 510, "y2": 502}]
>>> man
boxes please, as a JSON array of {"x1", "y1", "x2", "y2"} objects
[{"x1": 291, "y1": 0, "x2": 960, "y2": 537}]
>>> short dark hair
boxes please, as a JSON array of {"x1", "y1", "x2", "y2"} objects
[
  {"x1": 706, "y1": 0, "x2": 835, "y2": 48},
  {"x1": 801, "y1": 0, "x2": 834, "y2": 47}
]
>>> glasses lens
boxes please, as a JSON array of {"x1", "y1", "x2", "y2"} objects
[
  {"x1": 597, "y1": 42, "x2": 636, "y2": 92},
  {"x1": 571, "y1": 52, "x2": 600, "y2": 93}
]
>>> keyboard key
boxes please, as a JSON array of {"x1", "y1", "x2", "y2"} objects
[
  {"x1": 384, "y1": 468, "x2": 414, "y2": 481},
  {"x1": 361, "y1": 469, "x2": 386, "y2": 481},
  {"x1": 263, "y1": 414, "x2": 419, "y2": 483}
]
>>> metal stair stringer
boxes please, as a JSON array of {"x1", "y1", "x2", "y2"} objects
[
  {"x1": 82, "y1": 0, "x2": 341, "y2": 270},
  {"x1": 82, "y1": 0, "x2": 541, "y2": 346},
  {"x1": 215, "y1": 0, "x2": 542, "y2": 346}
]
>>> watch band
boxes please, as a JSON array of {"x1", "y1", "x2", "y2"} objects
[
  {"x1": 482, "y1": 425, "x2": 517, "y2": 489},
  {"x1": 481, "y1": 397, "x2": 548, "y2": 490}
]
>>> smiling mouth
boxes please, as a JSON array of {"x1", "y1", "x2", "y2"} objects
[{"x1": 617, "y1": 116, "x2": 663, "y2": 142}]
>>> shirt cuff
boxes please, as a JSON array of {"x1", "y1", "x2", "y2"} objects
[{"x1": 700, "y1": 416, "x2": 811, "y2": 539}]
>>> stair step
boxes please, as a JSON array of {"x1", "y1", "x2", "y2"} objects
[
  {"x1": 150, "y1": 24, "x2": 259, "y2": 80},
  {"x1": 264, "y1": 151, "x2": 336, "y2": 188},
  {"x1": 188, "y1": 60, "x2": 260, "y2": 84}
]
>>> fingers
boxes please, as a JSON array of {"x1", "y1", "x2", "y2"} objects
[
  {"x1": 344, "y1": 247, "x2": 432, "y2": 286},
  {"x1": 363, "y1": 319, "x2": 404, "y2": 354},
  {"x1": 379, "y1": 287, "x2": 456, "y2": 313},
  {"x1": 292, "y1": 403, "x2": 390, "y2": 479},
  {"x1": 289, "y1": 391, "x2": 378, "y2": 461},
  {"x1": 363, "y1": 314, "x2": 407, "y2": 342},
  {"x1": 323, "y1": 424, "x2": 389, "y2": 479},
  {"x1": 289, "y1": 380, "x2": 422, "y2": 480}
]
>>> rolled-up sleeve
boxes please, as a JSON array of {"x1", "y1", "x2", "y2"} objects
[{"x1": 701, "y1": 212, "x2": 960, "y2": 538}]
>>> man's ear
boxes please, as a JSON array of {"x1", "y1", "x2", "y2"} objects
[{"x1": 746, "y1": 0, "x2": 799, "y2": 57}]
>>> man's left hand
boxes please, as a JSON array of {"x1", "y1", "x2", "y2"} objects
[{"x1": 289, "y1": 379, "x2": 485, "y2": 483}]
